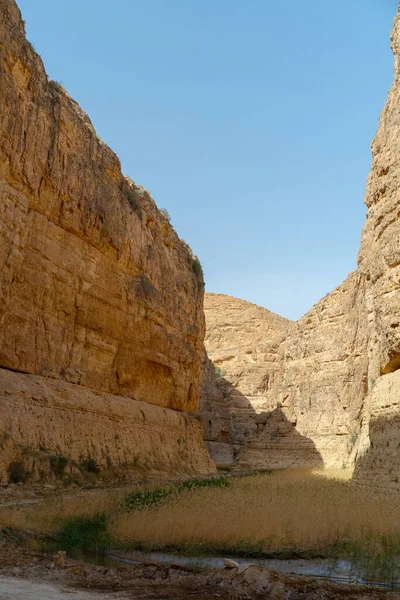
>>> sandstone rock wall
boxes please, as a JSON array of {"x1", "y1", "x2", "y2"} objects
[
  {"x1": 200, "y1": 293, "x2": 298, "y2": 467},
  {"x1": 0, "y1": 0, "x2": 204, "y2": 411},
  {"x1": 201, "y1": 280, "x2": 368, "y2": 469},
  {"x1": 351, "y1": 8, "x2": 400, "y2": 487},
  {"x1": 353, "y1": 370, "x2": 400, "y2": 489},
  {"x1": 202, "y1": 283, "x2": 371, "y2": 470},
  {"x1": 268, "y1": 271, "x2": 369, "y2": 469},
  {"x1": 0, "y1": 0, "x2": 214, "y2": 479},
  {"x1": 0, "y1": 368, "x2": 214, "y2": 481}
]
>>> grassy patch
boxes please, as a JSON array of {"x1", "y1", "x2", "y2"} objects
[
  {"x1": 178, "y1": 477, "x2": 229, "y2": 491},
  {"x1": 123, "y1": 477, "x2": 230, "y2": 511},
  {"x1": 57, "y1": 513, "x2": 110, "y2": 552},
  {"x1": 123, "y1": 487, "x2": 171, "y2": 510}
]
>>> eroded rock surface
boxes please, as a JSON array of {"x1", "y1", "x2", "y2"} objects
[
  {"x1": 200, "y1": 293, "x2": 297, "y2": 466},
  {"x1": 0, "y1": 368, "x2": 213, "y2": 480},
  {"x1": 0, "y1": 0, "x2": 214, "y2": 478}
]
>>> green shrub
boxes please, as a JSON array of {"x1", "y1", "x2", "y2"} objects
[
  {"x1": 50, "y1": 455, "x2": 69, "y2": 477},
  {"x1": 214, "y1": 365, "x2": 226, "y2": 378},
  {"x1": 159, "y1": 208, "x2": 171, "y2": 221},
  {"x1": 178, "y1": 477, "x2": 230, "y2": 491},
  {"x1": 57, "y1": 514, "x2": 110, "y2": 551},
  {"x1": 79, "y1": 458, "x2": 100, "y2": 474},
  {"x1": 349, "y1": 430, "x2": 359, "y2": 446},
  {"x1": 191, "y1": 257, "x2": 203, "y2": 278},
  {"x1": 8, "y1": 461, "x2": 28, "y2": 483},
  {"x1": 124, "y1": 487, "x2": 171, "y2": 510}
]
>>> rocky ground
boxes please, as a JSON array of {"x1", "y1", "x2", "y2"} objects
[{"x1": 0, "y1": 534, "x2": 398, "y2": 600}]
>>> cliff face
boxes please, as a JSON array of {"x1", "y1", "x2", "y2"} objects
[
  {"x1": 201, "y1": 282, "x2": 368, "y2": 469},
  {"x1": 0, "y1": 0, "x2": 214, "y2": 478},
  {"x1": 200, "y1": 293, "x2": 295, "y2": 466},
  {"x1": 201, "y1": 277, "x2": 369, "y2": 471},
  {"x1": 201, "y1": 7, "x2": 400, "y2": 478},
  {"x1": 352, "y1": 9, "x2": 400, "y2": 487},
  {"x1": 0, "y1": 369, "x2": 213, "y2": 482}
]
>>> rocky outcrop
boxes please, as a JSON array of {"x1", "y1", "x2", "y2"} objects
[
  {"x1": 351, "y1": 9, "x2": 400, "y2": 487},
  {"x1": 0, "y1": 369, "x2": 213, "y2": 481},
  {"x1": 0, "y1": 0, "x2": 214, "y2": 479},
  {"x1": 201, "y1": 7, "x2": 400, "y2": 478},
  {"x1": 353, "y1": 370, "x2": 400, "y2": 489},
  {"x1": 200, "y1": 294, "x2": 296, "y2": 466},
  {"x1": 267, "y1": 271, "x2": 369, "y2": 469}
]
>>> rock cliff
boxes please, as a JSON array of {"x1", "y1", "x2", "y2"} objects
[
  {"x1": 0, "y1": 0, "x2": 215, "y2": 479},
  {"x1": 201, "y1": 6, "x2": 400, "y2": 480},
  {"x1": 352, "y1": 7, "x2": 400, "y2": 487},
  {"x1": 200, "y1": 294, "x2": 294, "y2": 465}
]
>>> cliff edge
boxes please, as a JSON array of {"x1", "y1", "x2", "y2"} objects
[{"x1": 0, "y1": 0, "x2": 215, "y2": 480}]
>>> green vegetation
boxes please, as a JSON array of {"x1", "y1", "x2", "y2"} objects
[
  {"x1": 123, "y1": 476, "x2": 230, "y2": 511},
  {"x1": 349, "y1": 430, "x2": 359, "y2": 446},
  {"x1": 50, "y1": 455, "x2": 69, "y2": 477},
  {"x1": 133, "y1": 274, "x2": 156, "y2": 299},
  {"x1": 123, "y1": 487, "x2": 170, "y2": 511},
  {"x1": 8, "y1": 461, "x2": 28, "y2": 484},
  {"x1": 49, "y1": 79, "x2": 65, "y2": 90},
  {"x1": 178, "y1": 477, "x2": 229, "y2": 491},
  {"x1": 191, "y1": 256, "x2": 203, "y2": 279},
  {"x1": 214, "y1": 365, "x2": 226, "y2": 378},
  {"x1": 79, "y1": 457, "x2": 100, "y2": 474},
  {"x1": 159, "y1": 207, "x2": 171, "y2": 221},
  {"x1": 191, "y1": 257, "x2": 204, "y2": 288},
  {"x1": 342, "y1": 534, "x2": 400, "y2": 582},
  {"x1": 57, "y1": 514, "x2": 110, "y2": 552}
]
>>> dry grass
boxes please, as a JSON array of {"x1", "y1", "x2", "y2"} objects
[
  {"x1": 3, "y1": 469, "x2": 400, "y2": 561},
  {"x1": 0, "y1": 488, "x2": 125, "y2": 534},
  {"x1": 110, "y1": 469, "x2": 400, "y2": 555}
]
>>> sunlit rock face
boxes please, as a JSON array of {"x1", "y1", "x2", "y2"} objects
[
  {"x1": 353, "y1": 8, "x2": 400, "y2": 488},
  {"x1": 201, "y1": 7, "x2": 400, "y2": 481},
  {"x1": 201, "y1": 282, "x2": 368, "y2": 470},
  {"x1": 0, "y1": 0, "x2": 215, "y2": 479}
]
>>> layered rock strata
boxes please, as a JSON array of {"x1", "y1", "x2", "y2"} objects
[
  {"x1": 352, "y1": 9, "x2": 400, "y2": 487},
  {"x1": 0, "y1": 0, "x2": 214, "y2": 478},
  {"x1": 0, "y1": 369, "x2": 212, "y2": 482}
]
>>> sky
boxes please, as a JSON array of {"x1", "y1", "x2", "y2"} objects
[{"x1": 18, "y1": 0, "x2": 396, "y2": 320}]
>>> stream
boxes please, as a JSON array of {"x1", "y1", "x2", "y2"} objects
[{"x1": 67, "y1": 549, "x2": 400, "y2": 591}]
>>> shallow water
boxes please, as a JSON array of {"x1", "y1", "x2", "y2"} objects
[{"x1": 68, "y1": 548, "x2": 400, "y2": 590}]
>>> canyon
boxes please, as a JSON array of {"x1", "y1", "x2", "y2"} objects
[
  {"x1": 1, "y1": 0, "x2": 400, "y2": 491},
  {"x1": 200, "y1": 9, "x2": 400, "y2": 486}
]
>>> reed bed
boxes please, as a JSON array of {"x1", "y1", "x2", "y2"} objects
[
  {"x1": 3, "y1": 469, "x2": 400, "y2": 563},
  {"x1": 110, "y1": 469, "x2": 400, "y2": 555}
]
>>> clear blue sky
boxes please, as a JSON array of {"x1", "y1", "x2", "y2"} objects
[{"x1": 19, "y1": 0, "x2": 396, "y2": 320}]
